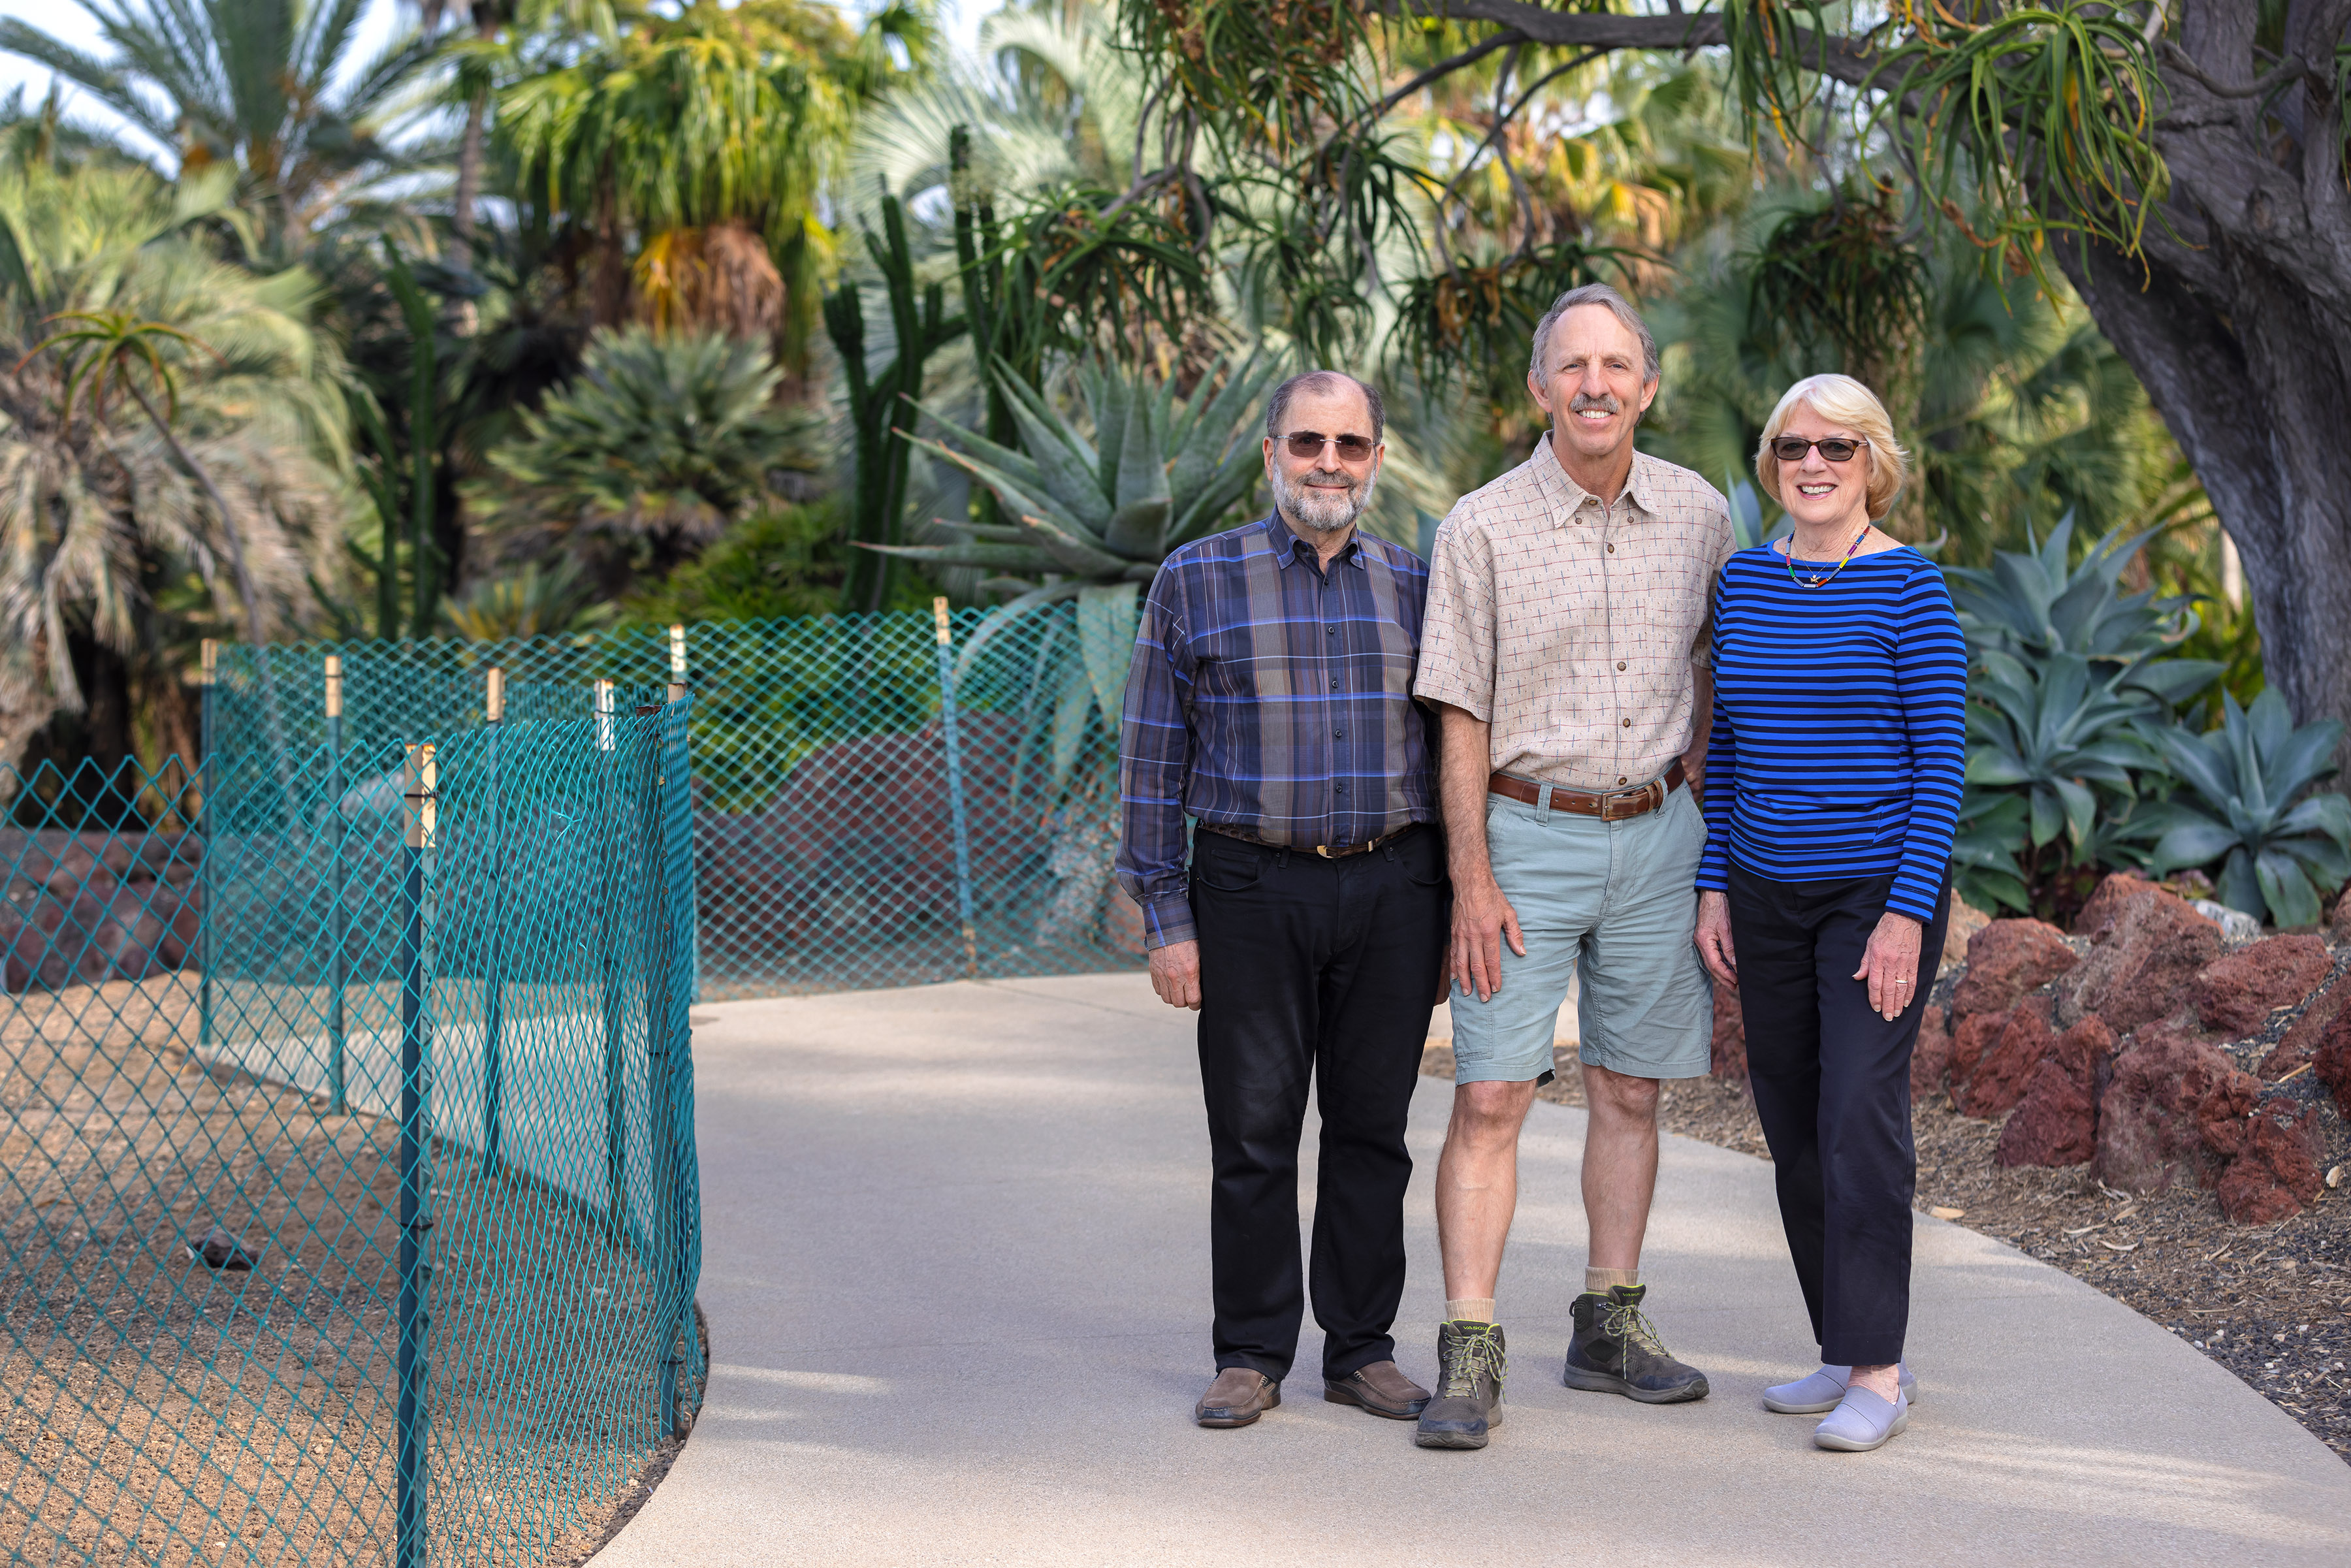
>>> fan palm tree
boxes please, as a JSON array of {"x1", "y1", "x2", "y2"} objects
[
  {"x1": 492, "y1": 0, "x2": 931, "y2": 345},
  {"x1": 0, "y1": 0, "x2": 438, "y2": 255},
  {"x1": 0, "y1": 152, "x2": 351, "y2": 780}
]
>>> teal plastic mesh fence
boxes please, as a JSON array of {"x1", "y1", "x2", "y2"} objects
[
  {"x1": 214, "y1": 606, "x2": 1145, "y2": 1002},
  {"x1": 1, "y1": 696, "x2": 702, "y2": 1565}
]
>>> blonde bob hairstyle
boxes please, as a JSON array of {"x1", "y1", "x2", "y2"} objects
[{"x1": 1754, "y1": 374, "x2": 1911, "y2": 522}]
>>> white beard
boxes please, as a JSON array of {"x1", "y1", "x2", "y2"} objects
[{"x1": 1272, "y1": 464, "x2": 1378, "y2": 532}]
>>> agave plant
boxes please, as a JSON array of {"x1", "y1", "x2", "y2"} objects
[
  {"x1": 1946, "y1": 513, "x2": 2222, "y2": 709},
  {"x1": 881, "y1": 354, "x2": 1279, "y2": 792},
  {"x1": 1966, "y1": 650, "x2": 2158, "y2": 850},
  {"x1": 2148, "y1": 691, "x2": 2351, "y2": 929}
]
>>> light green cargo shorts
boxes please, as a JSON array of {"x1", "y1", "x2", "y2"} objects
[{"x1": 1448, "y1": 782, "x2": 1714, "y2": 1084}]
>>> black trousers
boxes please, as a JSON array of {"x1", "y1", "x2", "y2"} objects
[
  {"x1": 1727, "y1": 863, "x2": 1951, "y2": 1368},
  {"x1": 1189, "y1": 823, "x2": 1448, "y2": 1383}
]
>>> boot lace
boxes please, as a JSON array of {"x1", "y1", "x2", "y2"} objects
[
  {"x1": 1441, "y1": 1328, "x2": 1503, "y2": 1398},
  {"x1": 1600, "y1": 1299, "x2": 1671, "y2": 1359}
]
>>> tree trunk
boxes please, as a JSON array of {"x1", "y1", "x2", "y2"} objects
[
  {"x1": 449, "y1": 90, "x2": 485, "y2": 275},
  {"x1": 2055, "y1": 0, "x2": 2351, "y2": 762}
]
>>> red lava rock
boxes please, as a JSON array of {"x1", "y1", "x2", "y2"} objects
[
  {"x1": 2215, "y1": 1107, "x2": 2326, "y2": 1224},
  {"x1": 1996, "y1": 1057, "x2": 2098, "y2": 1166},
  {"x1": 2314, "y1": 1007, "x2": 2351, "y2": 1121},
  {"x1": 1959, "y1": 997, "x2": 2058, "y2": 1118},
  {"x1": 1947, "y1": 1008, "x2": 2010, "y2": 1095},
  {"x1": 1951, "y1": 918, "x2": 2077, "y2": 1020},
  {"x1": 2192, "y1": 934, "x2": 2332, "y2": 1036},
  {"x1": 2055, "y1": 874, "x2": 2222, "y2": 1034},
  {"x1": 2194, "y1": 1067, "x2": 2266, "y2": 1161},
  {"x1": 1710, "y1": 977, "x2": 1746, "y2": 1082},
  {"x1": 1910, "y1": 1006, "x2": 1951, "y2": 1100},
  {"x1": 2093, "y1": 1029, "x2": 2244, "y2": 1192},
  {"x1": 2332, "y1": 895, "x2": 2351, "y2": 947},
  {"x1": 2260, "y1": 978, "x2": 2346, "y2": 1078}
]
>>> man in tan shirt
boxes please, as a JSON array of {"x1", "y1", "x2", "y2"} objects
[{"x1": 1409, "y1": 283, "x2": 1733, "y2": 1450}]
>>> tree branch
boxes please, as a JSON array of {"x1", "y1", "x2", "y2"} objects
[{"x1": 1398, "y1": 3, "x2": 1891, "y2": 94}]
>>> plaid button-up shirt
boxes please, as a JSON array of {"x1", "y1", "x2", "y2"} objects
[
  {"x1": 1115, "y1": 513, "x2": 1437, "y2": 950},
  {"x1": 1414, "y1": 438, "x2": 1733, "y2": 792}
]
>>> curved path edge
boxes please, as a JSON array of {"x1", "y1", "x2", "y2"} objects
[{"x1": 598, "y1": 974, "x2": 2351, "y2": 1567}]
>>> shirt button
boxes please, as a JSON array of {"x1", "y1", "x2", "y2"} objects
[
  {"x1": 1334, "y1": 729, "x2": 1344, "y2": 740},
  {"x1": 1330, "y1": 679, "x2": 1340, "y2": 690},
  {"x1": 1607, "y1": 543, "x2": 1616, "y2": 553},
  {"x1": 1618, "y1": 776, "x2": 1628, "y2": 785},
  {"x1": 1616, "y1": 661, "x2": 1626, "y2": 671},
  {"x1": 1334, "y1": 782, "x2": 1347, "y2": 793},
  {"x1": 1622, "y1": 718, "x2": 1632, "y2": 728}
]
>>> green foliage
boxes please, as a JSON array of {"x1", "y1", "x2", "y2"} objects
[
  {"x1": 442, "y1": 558, "x2": 615, "y2": 640},
  {"x1": 897, "y1": 353, "x2": 1275, "y2": 586},
  {"x1": 0, "y1": 0, "x2": 435, "y2": 252},
  {"x1": 625, "y1": 500, "x2": 867, "y2": 625},
  {"x1": 1744, "y1": 180, "x2": 1926, "y2": 388},
  {"x1": 2149, "y1": 692, "x2": 2351, "y2": 929},
  {"x1": 1945, "y1": 514, "x2": 2221, "y2": 705},
  {"x1": 470, "y1": 326, "x2": 816, "y2": 588},
  {"x1": 1723, "y1": 0, "x2": 2166, "y2": 272}
]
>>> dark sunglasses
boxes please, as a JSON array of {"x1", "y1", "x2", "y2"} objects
[
  {"x1": 1770, "y1": 435, "x2": 1868, "y2": 464},
  {"x1": 1284, "y1": 430, "x2": 1377, "y2": 461}
]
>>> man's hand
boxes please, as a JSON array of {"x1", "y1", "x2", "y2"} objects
[
  {"x1": 1151, "y1": 939, "x2": 1203, "y2": 1010},
  {"x1": 1695, "y1": 889, "x2": 1737, "y2": 986},
  {"x1": 1451, "y1": 876, "x2": 1524, "y2": 1002}
]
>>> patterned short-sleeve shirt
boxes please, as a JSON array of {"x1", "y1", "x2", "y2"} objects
[{"x1": 1413, "y1": 436, "x2": 1734, "y2": 792}]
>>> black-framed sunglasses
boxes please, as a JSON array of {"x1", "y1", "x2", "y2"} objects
[
  {"x1": 1770, "y1": 435, "x2": 1868, "y2": 464},
  {"x1": 1284, "y1": 430, "x2": 1377, "y2": 461}
]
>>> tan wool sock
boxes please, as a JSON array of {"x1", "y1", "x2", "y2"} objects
[
  {"x1": 1585, "y1": 1267, "x2": 1639, "y2": 1295},
  {"x1": 1443, "y1": 1298, "x2": 1496, "y2": 1324}
]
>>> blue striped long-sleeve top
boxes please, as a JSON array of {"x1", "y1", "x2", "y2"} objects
[
  {"x1": 1115, "y1": 515, "x2": 1437, "y2": 950},
  {"x1": 1695, "y1": 545, "x2": 1968, "y2": 922}
]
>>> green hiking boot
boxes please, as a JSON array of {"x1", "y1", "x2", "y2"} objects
[{"x1": 1415, "y1": 1320, "x2": 1506, "y2": 1450}]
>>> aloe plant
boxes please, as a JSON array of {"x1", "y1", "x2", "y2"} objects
[
  {"x1": 2148, "y1": 691, "x2": 2351, "y2": 928},
  {"x1": 877, "y1": 353, "x2": 1277, "y2": 792},
  {"x1": 1945, "y1": 513, "x2": 2222, "y2": 709}
]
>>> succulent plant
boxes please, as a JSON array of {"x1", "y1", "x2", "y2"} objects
[
  {"x1": 882, "y1": 353, "x2": 1278, "y2": 592},
  {"x1": 2148, "y1": 690, "x2": 2351, "y2": 928},
  {"x1": 1945, "y1": 512, "x2": 2221, "y2": 709}
]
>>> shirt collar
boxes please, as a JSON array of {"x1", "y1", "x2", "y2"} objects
[
  {"x1": 1263, "y1": 512, "x2": 1367, "y2": 569},
  {"x1": 1534, "y1": 432, "x2": 1657, "y2": 524}
]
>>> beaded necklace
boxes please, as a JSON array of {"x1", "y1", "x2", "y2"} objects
[{"x1": 1778, "y1": 525, "x2": 1871, "y2": 588}]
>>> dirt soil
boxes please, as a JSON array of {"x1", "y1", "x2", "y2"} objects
[
  {"x1": 1419, "y1": 1041, "x2": 2351, "y2": 1465},
  {"x1": 0, "y1": 975, "x2": 697, "y2": 1565}
]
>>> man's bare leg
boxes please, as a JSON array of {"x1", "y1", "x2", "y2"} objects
[
  {"x1": 1579, "y1": 1063, "x2": 1659, "y2": 1272},
  {"x1": 1434, "y1": 1078, "x2": 1541, "y2": 1298}
]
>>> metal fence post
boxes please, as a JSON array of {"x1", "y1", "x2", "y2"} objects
[
  {"x1": 325, "y1": 655, "x2": 347, "y2": 1115},
  {"x1": 199, "y1": 639, "x2": 216, "y2": 1057},
  {"x1": 669, "y1": 624, "x2": 700, "y2": 1004},
  {"x1": 397, "y1": 741, "x2": 436, "y2": 1568},
  {"x1": 483, "y1": 667, "x2": 505, "y2": 1169},
  {"x1": 595, "y1": 680, "x2": 626, "y2": 1238},
  {"x1": 932, "y1": 599, "x2": 979, "y2": 980},
  {"x1": 643, "y1": 684, "x2": 685, "y2": 1435}
]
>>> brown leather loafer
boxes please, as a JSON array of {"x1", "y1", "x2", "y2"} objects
[
  {"x1": 1194, "y1": 1368, "x2": 1280, "y2": 1428},
  {"x1": 1323, "y1": 1360, "x2": 1431, "y2": 1420}
]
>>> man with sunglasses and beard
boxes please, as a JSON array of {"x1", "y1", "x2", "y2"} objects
[
  {"x1": 1411, "y1": 284, "x2": 1734, "y2": 1450},
  {"x1": 1117, "y1": 371, "x2": 1449, "y2": 1432}
]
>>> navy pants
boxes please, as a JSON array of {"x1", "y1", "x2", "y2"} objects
[
  {"x1": 1727, "y1": 863, "x2": 1951, "y2": 1367},
  {"x1": 1189, "y1": 823, "x2": 1448, "y2": 1383}
]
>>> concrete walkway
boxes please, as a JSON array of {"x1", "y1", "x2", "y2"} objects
[{"x1": 596, "y1": 975, "x2": 2351, "y2": 1567}]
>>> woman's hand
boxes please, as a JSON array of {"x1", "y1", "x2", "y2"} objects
[
  {"x1": 1855, "y1": 911, "x2": 1923, "y2": 1021},
  {"x1": 1695, "y1": 890, "x2": 1738, "y2": 987}
]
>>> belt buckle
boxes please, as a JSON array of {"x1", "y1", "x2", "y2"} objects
[
  {"x1": 1315, "y1": 844, "x2": 1335, "y2": 859},
  {"x1": 1602, "y1": 783, "x2": 1653, "y2": 822}
]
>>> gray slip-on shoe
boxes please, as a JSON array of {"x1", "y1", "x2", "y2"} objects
[
  {"x1": 1763, "y1": 1361, "x2": 1917, "y2": 1414},
  {"x1": 1814, "y1": 1385, "x2": 1910, "y2": 1452}
]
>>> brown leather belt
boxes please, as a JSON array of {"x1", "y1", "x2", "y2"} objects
[
  {"x1": 1197, "y1": 821, "x2": 1422, "y2": 859},
  {"x1": 1489, "y1": 760, "x2": 1686, "y2": 821}
]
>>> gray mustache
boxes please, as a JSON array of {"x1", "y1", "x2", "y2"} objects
[{"x1": 1569, "y1": 392, "x2": 1622, "y2": 414}]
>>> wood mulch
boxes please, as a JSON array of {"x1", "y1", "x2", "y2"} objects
[
  {"x1": 1, "y1": 975, "x2": 696, "y2": 1564},
  {"x1": 1418, "y1": 1041, "x2": 2351, "y2": 1465}
]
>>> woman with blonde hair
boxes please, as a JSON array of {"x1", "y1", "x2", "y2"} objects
[{"x1": 1690, "y1": 373, "x2": 1967, "y2": 1452}]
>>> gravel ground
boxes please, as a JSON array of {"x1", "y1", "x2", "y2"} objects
[{"x1": 1418, "y1": 1042, "x2": 2351, "y2": 1465}]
